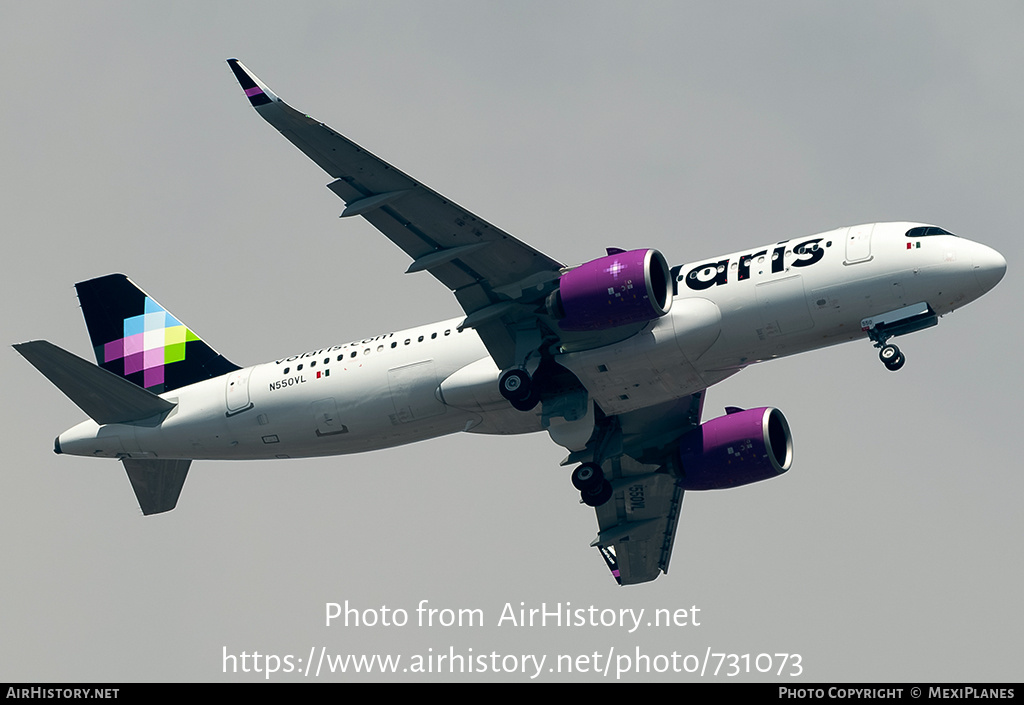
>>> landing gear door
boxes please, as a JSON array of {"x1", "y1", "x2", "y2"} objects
[
  {"x1": 845, "y1": 224, "x2": 874, "y2": 264},
  {"x1": 225, "y1": 367, "x2": 254, "y2": 416}
]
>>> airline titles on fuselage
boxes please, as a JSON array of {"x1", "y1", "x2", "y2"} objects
[
  {"x1": 681, "y1": 237, "x2": 827, "y2": 291},
  {"x1": 265, "y1": 237, "x2": 830, "y2": 392}
]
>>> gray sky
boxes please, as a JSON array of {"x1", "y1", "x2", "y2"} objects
[{"x1": 2, "y1": 1, "x2": 1021, "y2": 682}]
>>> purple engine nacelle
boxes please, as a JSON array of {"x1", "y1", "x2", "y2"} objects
[
  {"x1": 677, "y1": 407, "x2": 793, "y2": 490},
  {"x1": 548, "y1": 248, "x2": 673, "y2": 331}
]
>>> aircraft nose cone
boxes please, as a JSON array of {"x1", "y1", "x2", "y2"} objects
[{"x1": 973, "y1": 244, "x2": 1007, "y2": 294}]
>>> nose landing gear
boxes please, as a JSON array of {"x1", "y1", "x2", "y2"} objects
[
  {"x1": 865, "y1": 316, "x2": 909, "y2": 372},
  {"x1": 861, "y1": 302, "x2": 939, "y2": 373},
  {"x1": 878, "y1": 343, "x2": 906, "y2": 372}
]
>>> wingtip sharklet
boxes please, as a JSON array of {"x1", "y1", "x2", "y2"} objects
[{"x1": 226, "y1": 58, "x2": 279, "y2": 107}]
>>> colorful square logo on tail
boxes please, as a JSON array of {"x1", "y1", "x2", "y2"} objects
[{"x1": 102, "y1": 297, "x2": 201, "y2": 391}]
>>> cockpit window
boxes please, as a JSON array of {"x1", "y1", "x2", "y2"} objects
[{"x1": 906, "y1": 226, "x2": 955, "y2": 238}]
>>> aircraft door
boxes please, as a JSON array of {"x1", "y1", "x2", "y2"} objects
[
  {"x1": 225, "y1": 368, "x2": 254, "y2": 416},
  {"x1": 844, "y1": 224, "x2": 874, "y2": 264}
]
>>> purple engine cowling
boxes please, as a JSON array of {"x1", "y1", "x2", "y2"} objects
[
  {"x1": 677, "y1": 407, "x2": 793, "y2": 490},
  {"x1": 549, "y1": 248, "x2": 673, "y2": 331}
]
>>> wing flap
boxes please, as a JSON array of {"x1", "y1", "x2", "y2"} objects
[{"x1": 330, "y1": 178, "x2": 560, "y2": 294}]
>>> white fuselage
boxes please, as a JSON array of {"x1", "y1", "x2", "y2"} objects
[{"x1": 57, "y1": 223, "x2": 1005, "y2": 462}]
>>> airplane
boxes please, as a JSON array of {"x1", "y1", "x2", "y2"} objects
[{"x1": 14, "y1": 60, "x2": 1006, "y2": 585}]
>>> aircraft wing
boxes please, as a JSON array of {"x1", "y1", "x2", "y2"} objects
[
  {"x1": 579, "y1": 392, "x2": 704, "y2": 585},
  {"x1": 592, "y1": 457, "x2": 686, "y2": 585},
  {"x1": 227, "y1": 59, "x2": 566, "y2": 369}
]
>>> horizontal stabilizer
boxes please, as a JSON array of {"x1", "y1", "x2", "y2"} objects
[
  {"x1": 13, "y1": 340, "x2": 175, "y2": 424},
  {"x1": 123, "y1": 458, "x2": 191, "y2": 515}
]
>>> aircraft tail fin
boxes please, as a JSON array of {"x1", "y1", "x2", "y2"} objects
[
  {"x1": 14, "y1": 340, "x2": 175, "y2": 425},
  {"x1": 75, "y1": 274, "x2": 239, "y2": 394},
  {"x1": 122, "y1": 458, "x2": 191, "y2": 515}
]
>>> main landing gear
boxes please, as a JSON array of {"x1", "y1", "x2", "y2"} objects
[
  {"x1": 571, "y1": 462, "x2": 613, "y2": 507},
  {"x1": 498, "y1": 368, "x2": 539, "y2": 411}
]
